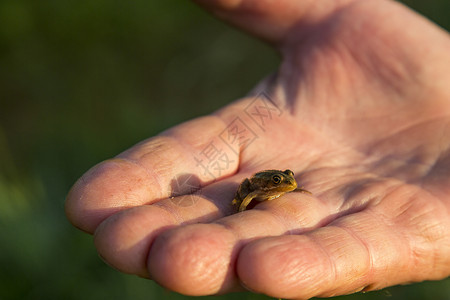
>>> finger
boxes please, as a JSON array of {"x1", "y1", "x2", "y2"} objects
[
  {"x1": 146, "y1": 191, "x2": 330, "y2": 295},
  {"x1": 237, "y1": 189, "x2": 450, "y2": 299},
  {"x1": 65, "y1": 115, "x2": 239, "y2": 233},
  {"x1": 93, "y1": 177, "x2": 239, "y2": 277},
  {"x1": 192, "y1": 0, "x2": 352, "y2": 44}
]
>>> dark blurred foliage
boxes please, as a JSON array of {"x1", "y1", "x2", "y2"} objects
[{"x1": 0, "y1": 0, "x2": 448, "y2": 299}]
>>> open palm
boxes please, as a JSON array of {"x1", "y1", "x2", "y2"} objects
[{"x1": 66, "y1": 0, "x2": 450, "y2": 298}]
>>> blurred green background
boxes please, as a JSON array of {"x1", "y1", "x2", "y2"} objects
[{"x1": 0, "y1": 0, "x2": 449, "y2": 299}]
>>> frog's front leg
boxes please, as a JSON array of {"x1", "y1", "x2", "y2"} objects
[
  {"x1": 294, "y1": 187, "x2": 312, "y2": 195},
  {"x1": 237, "y1": 191, "x2": 258, "y2": 212}
]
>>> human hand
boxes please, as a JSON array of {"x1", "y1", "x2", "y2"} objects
[{"x1": 65, "y1": 0, "x2": 450, "y2": 298}]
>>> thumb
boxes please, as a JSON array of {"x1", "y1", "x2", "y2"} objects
[{"x1": 192, "y1": 0, "x2": 352, "y2": 44}]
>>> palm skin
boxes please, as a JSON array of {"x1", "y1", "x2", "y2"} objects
[{"x1": 65, "y1": 0, "x2": 450, "y2": 299}]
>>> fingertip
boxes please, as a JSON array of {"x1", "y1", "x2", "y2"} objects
[
  {"x1": 65, "y1": 158, "x2": 160, "y2": 233},
  {"x1": 65, "y1": 162, "x2": 106, "y2": 233},
  {"x1": 94, "y1": 205, "x2": 176, "y2": 277},
  {"x1": 148, "y1": 224, "x2": 237, "y2": 296},
  {"x1": 237, "y1": 235, "x2": 326, "y2": 299}
]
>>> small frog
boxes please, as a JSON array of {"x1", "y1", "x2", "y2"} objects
[{"x1": 232, "y1": 169, "x2": 311, "y2": 212}]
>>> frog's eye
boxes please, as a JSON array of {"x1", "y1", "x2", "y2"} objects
[
  {"x1": 284, "y1": 170, "x2": 294, "y2": 177},
  {"x1": 272, "y1": 175, "x2": 282, "y2": 184}
]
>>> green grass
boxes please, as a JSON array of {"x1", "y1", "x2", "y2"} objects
[{"x1": 0, "y1": 0, "x2": 448, "y2": 299}]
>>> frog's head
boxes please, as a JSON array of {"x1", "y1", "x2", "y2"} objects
[{"x1": 254, "y1": 169, "x2": 298, "y2": 193}]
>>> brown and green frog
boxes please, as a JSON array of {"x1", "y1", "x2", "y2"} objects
[{"x1": 232, "y1": 169, "x2": 311, "y2": 212}]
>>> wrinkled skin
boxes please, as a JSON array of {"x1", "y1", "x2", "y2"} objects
[{"x1": 65, "y1": 0, "x2": 450, "y2": 299}]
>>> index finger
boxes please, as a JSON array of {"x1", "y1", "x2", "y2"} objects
[{"x1": 65, "y1": 115, "x2": 239, "y2": 233}]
